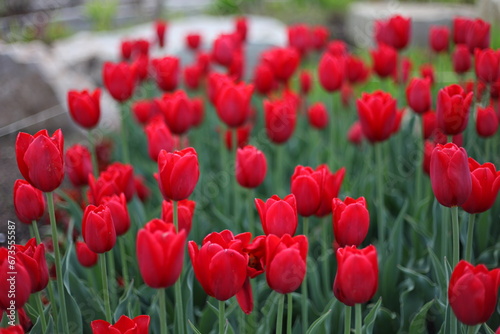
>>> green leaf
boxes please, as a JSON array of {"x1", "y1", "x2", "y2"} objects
[
  {"x1": 306, "y1": 298, "x2": 334, "y2": 334},
  {"x1": 363, "y1": 297, "x2": 383, "y2": 334},
  {"x1": 188, "y1": 319, "x2": 203, "y2": 334},
  {"x1": 483, "y1": 323, "x2": 496, "y2": 334},
  {"x1": 114, "y1": 279, "x2": 139, "y2": 321},
  {"x1": 59, "y1": 284, "x2": 83, "y2": 334},
  {"x1": 409, "y1": 299, "x2": 434, "y2": 334}
]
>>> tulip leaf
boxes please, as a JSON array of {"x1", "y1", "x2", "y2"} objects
[
  {"x1": 409, "y1": 299, "x2": 434, "y2": 334},
  {"x1": 188, "y1": 319, "x2": 203, "y2": 334},
  {"x1": 428, "y1": 247, "x2": 447, "y2": 301},
  {"x1": 58, "y1": 284, "x2": 83, "y2": 334},
  {"x1": 114, "y1": 279, "x2": 139, "y2": 321},
  {"x1": 305, "y1": 297, "x2": 335, "y2": 334},
  {"x1": 362, "y1": 297, "x2": 383, "y2": 334},
  {"x1": 483, "y1": 323, "x2": 496, "y2": 334}
]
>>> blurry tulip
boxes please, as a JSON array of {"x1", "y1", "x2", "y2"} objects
[
  {"x1": 422, "y1": 140, "x2": 435, "y2": 175},
  {"x1": 16, "y1": 238, "x2": 48, "y2": 293},
  {"x1": 422, "y1": 110, "x2": 437, "y2": 140},
  {"x1": 152, "y1": 57, "x2": 179, "y2": 92},
  {"x1": 429, "y1": 26, "x2": 449, "y2": 53},
  {"x1": 224, "y1": 124, "x2": 251, "y2": 151},
  {"x1": 476, "y1": 105, "x2": 499, "y2": 137},
  {"x1": 327, "y1": 40, "x2": 348, "y2": 57},
  {"x1": 161, "y1": 90, "x2": 193, "y2": 135},
  {"x1": 347, "y1": 121, "x2": 364, "y2": 145},
  {"x1": 299, "y1": 70, "x2": 312, "y2": 95},
  {"x1": 371, "y1": 44, "x2": 397, "y2": 78},
  {"x1": 67, "y1": 89, "x2": 100, "y2": 129},
  {"x1": 311, "y1": 26, "x2": 329, "y2": 50},
  {"x1": 253, "y1": 62, "x2": 275, "y2": 95},
  {"x1": 318, "y1": 52, "x2": 345, "y2": 92},
  {"x1": 291, "y1": 166, "x2": 323, "y2": 217},
  {"x1": 315, "y1": 165, "x2": 346, "y2": 217},
  {"x1": 134, "y1": 175, "x2": 151, "y2": 203},
  {"x1": 406, "y1": 78, "x2": 431, "y2": 114},
  {"x1": 255, "y1": 194, "x2": 298, "y2": 237},
  {"x1": 307, "y1": 102, "x2": 329, "y2": 130},
  {"x1": 264, "y1": 95, "x2": 297, "y2": 144},
  {"x1": 161, "y1": 199, "x2": 196, "y2": 234},
  {"x1": 183, "y1": 64, "x2": 202, "y2": 90},
  {"x1": 453, "y1": 17, "x2": 470, "y2": 45},
  {"x1": 262, "y1": 47, "x2": 300, "y2": 84},
  {"x1": 356, "y1": 91, "x2": 397, "y2": 143},
  {"x1": 101, "y1": 193, "x2": 130, "y2": 236},
  {"x1": 452, "y1": 44, "x2": 471, "y2": 75},
  {"x1": 235, "y1": 17, "x2": 248, "y2": 42},
  {"x1": 131, "y1": 99, "x2": 155, "y2": 125},
  {"x1": 76, "y1": 241, "x2": 98, "y2": 267},
  {"x1": 191, "y1": 97, "x2": 204, "y2": 127},
  {"x1": 375, "y1": 15, "x2": 411, "y2": 50},
  {"x1": 465, "y1": 19, "x2": 490, "y2": 52},
  {"x1": 475, "y1": 48, "x2": 500, "y2": 83},
  {"x1": 145, "y1": 117, "x2": 174, "y2": 161},
  {"x1": 346, "y1": 56, "x2": 370, "y2": 84},
  {"x1": 186, "y1": 33, "x2": 201, "y2": 50},
  {"x1": 212, "y1": 33, "x2": 239, "y2": 67},
  {"x1": 216, "y1": 82, "x2": 253, "y2": 128},
  {"x1": 436, "y1": 84, "x2": 473, "y2": 135},
  {"x1": 155, "y1": 20, "x2": 167, "y2": 48},
  {"x1": 288, "y1": 24, "x2": 311, "y2": 56},
  {"x1": 157, "y1": 147, "x2": 199, "y2": 201},
  {"x1": 65, "y1": 144, "x2": 93, "y2": 187},
  {"x1": 420, "y1": 64, "x2": 435, "y2": 86},
  {"x1": 102, "y1": 62, "x2": 135, "y2": 102},
  {"x1": 236, "y1": 145, "x2": 267, "y2": 188},
  {"x1": 13, "y1": 179, "x2": 45, "y2": 224},
  {"x1": 82, "y1": 204, "x2": 116, "y2": 253}
]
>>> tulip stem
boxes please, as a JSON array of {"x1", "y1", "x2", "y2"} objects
[
  {"x1": 287, "y1": 293, "x2": 293, "y2": 334},
  {"x1": 451, "y1": 206, "x2": 460, "y2": 267},
  {"x1": 322, "y1": 218, "x2": 330, "y2": 294},
  {"x1": 173, "y1": 201, "x2": 185, "y2": 334},
  {"x1": 120, "y1": 102, "x2": 130, "y2": 164},
  {"x1": 302, "y1": 217, "x2": 309, "y2": 334},
  {"x1": 276, "y1": 144, "x2": 284, "y2": 197},
  {"x1": 107, "y1": 250, "x2": 117, "y2": 309},
  {"x1": 35, "y1": 292, "x2": 47, "y2": 332},
  {"x1": 47, "y1": 192, "x2": 70, "y2": 334},
  {"x1": 173, "y1": 200, "x2": 179, "y2": 231},
  {"x1": 233, "y1": 128, "x2": 239, "y2": 221},
  {"x1": 467, "y1": 325, "x2": 477, "y2": 334},
  {"x1": 465, "y1": 214, "x2": 475, "y2": 262},
  {"x1": 375, "y1": 143, "x2": 386, "y2": 246},
  {"x1": 248, "y1": 189, "x2": 255, "y2": 236},
  {"x1": 100, "y1": 253, "x2": 112, "y2": 323},
  {"x1": 119, "y1": 237, "x2": 129, "y2": 289},
  {"x1": 276, "y1": 294, "x2": 285, "y2": 334},
  {"x1": 344, "y1": 305, "x2": 351, "y2": 334},
  {"x1": 88, "y1": 129, "x2": 99, "y2": 177},
  {"x1": 158, "y1": 288, "x2": 168, "y2": 334},
  {"x1": 354, "y1": 303, "x2": 362, "y2": 334},
  {"x1": 31, "y1": 220, "x2": 42, "y2": 244},
  {"x1": 219, "y1": 300, "x2": 226, "y2": 334}
]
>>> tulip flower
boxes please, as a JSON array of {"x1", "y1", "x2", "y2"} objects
[
  {"x1": 347, "y1": 121, "x2": 363, "y2": 145},
  {"x1": 327, "y1": 40, "x2": 348, "y2": 57},
  {"x1": 314, "y1": 165, "x2": 346, "y2": 217},
  {"x1": 393, "y1": 57, "x2": 412, "y2": 85},
  {"x1": 186, "y1": 33, "x2": 201, "y2": 50},
  {"x1": 91, "y1": 315, "x2": 150, "y2": 334},
  {"x1": 0, "y1": 326, "x2": 24, "y2": 334},
  {"x1": 461, "y1": 158, "x2": 500, "y2": 214},
  {"x1": 160, "y1": 90, "x2": 193, "y2": 135},
  {"x1": 374, "y1": 15, "x2": 411, "y2": 50},
  {"x1": 183, "y1": 64, "x2": 202, "y2": 90},
  {"x1": 453, "y1": 17, "x2": 470, "y2": 45},
  {"x1": 253, "y1": 62, "x2": 275, "y2": 95},
  {"x1": 145, "y1": 117, "x2": 174, "y2": 161},
  {"x1": 216, "y1": 82, "x2": 254, "y2": 128},
  {"x1": 465, "y1": 18, "x2": 490, "y2": 52},
  {"x1": 136, "y1": 219, "x2": 186, "y2": 288},
  {"x1": 235, "y1": 16, "x2": 248, "y2": 42},
  {"x1": 429, "y1": 26, "x2": 449, "y2": 53},
  {"x1": 333, "y1": 245, "x2": 378, "y2": 306},
  {"x1": 332, "y1": 197, "x2": 370, "y2": 247},
  {"x1": 307, "y1": 102, "x2": 329, "y2": 130},
  {"x1": 235, "y1": 145, "x2": 267, "y2": 188},
  {"x1": 65, "y1": 144, "x2": 93, "y2": 187},
  {"x1": 212, "y1": 33, "x2": 239, "y2": 67},
  {"x1": 76, "y1": 241, "x2": 98, "y2": 267},
  {"x1": 288, "y1": 24, "x2": 311, "y2": 56},
  {"x1": 299, "y1": 70, "x2": 312, "y2": 95},
  {"x1": 207, "y1": 72, "x2": 232, "y2": 105},
  {"x1": 430, "y1": 143, "x2": 472, "y2": 207},
  {"x1": 155, "y1": 20, "x2": 167, "y2": 47},
  {"x1": 448, "y1": 260, "x2": 500, "y2": 326},
  {"x1": 16, "y1": 129, "x2": 64, "y2": 193},
  {"x1": 13, "y1": 179, "x2": 45, "y2": 224},
  {"x1": 0, "y1": 248, "x2": 31, "y2": 310},
  {"x1": 262, "y1": 47, "x2": 300, "y2": 84},
  {"x1": 311, "y1": 26, "x2": 329, "y2": 50},
  {"x1": 255, "y1": 194, "x2": 298, "y2": 237},
  {"x1": 346, "y1": 56, "x2": 370, "y2": 85},
  {"x1": 157, "y1": 147, "x2": 199, "y2": 201},
  {"x1": 265, "y1": 234, "x2": 308, "y2": 294},
  {"x1": 15, "y1": 238, "x2": 48, "y2": 293},
  {"x1": 151, "y1": 56, "x2": 179, "y2": 92},
  {"x1": 190, "y1": 97, "x2": 204, "y2": 128},
  {"x1": 422, "y1": 140, "x2": 435, "y2": 175},
  {"x1": 370, "y1": 44, "x2": 397, "y2": 79},
  {"x1": 102, "y1": 62, "x2": 135, "y2": 102},
  {"x1": 476, "y1": 105, "x2": 499, "y2": 137},
  {"x1": 101, "y1": 193, "x2": 130, "y2": 236},
  {"x1": 356, "y1": 91, "x2": 397, "y2": 143},
  {"x1": 224, "y1": 124, "x2": 251, "y2": 150},
  {"x1": 131, "y1": 99, "x2": 155, "y2": 125},
  {"x1": 161, "y1": 199, "x2": 196, "y2": 234},
  {"x1": 67, "y1": 89, "x2": 101, "y2": 129},
  {"x1": 291, "y1": 166, "x2": 323, "y2": 217},
  {"x1": 264, "y1": 95, "x2": 297, "y2": 144},
  {"x1": 189, "y1": 230, "x2": 249, "y2": 300},
  {"x1": 436, "y1": 84, "x2": 473, "y2": 135},
  {"x1": 475, "y1": 48, "x2": 500, "y2": 83},
  {"x1": 422, "y1": 111, "x2": 437, "y2": 140},
  {"x1": 318, "y1": 52, "x2": 345, "y2": 92},
  {"x1": 452, "y1": 44, "x2": 471, "y2": 75},
  {"x1": 406, "y1": 78, "x2": 431, "y2": 114},
  {"x1": 88, "y1": 162, "x2": 135, "y2": 204},
  {"x1": 82, "y1": 204, "x2": 116, "y2": 253}
]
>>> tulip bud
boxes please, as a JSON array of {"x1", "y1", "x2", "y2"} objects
[
  {"x1": 151, "y1": 56, "x2": 180, "y2": 92},
  {"x1": 145, "y1": 117, "x2": 174, "y2": 161},
  {"x1": 356, "y1": 91, "x2": 397, "y2": 143},
  {"x1": 13, "y1": 179, "x2": 45, "y2": 224},
  {"x1": 476, "y1": 105, "x2": 499, "y2": 138},
  {"x1": 429, "y1": 26, "x2": 449, "y2": 53},
  {"x1": 291, "y1": 166, "x2": 323, "y2": 217},
  {"x1": 461, "y1": 158, "x2": 500, "y2": 214},
  {"x1": 65, "y1": 144, "x2": 93, "y2": 187},
  {"x1": 76, "y1": 241, "x2": 98, "y2": 267},
  {"x1": 102, "y1": 62, "x2": 136, "y2": 102},
  {"x1": 235, "y1": 145, "x2": 267, "y2": 188},
  {"x1": 307, "y1": 102, "x2": 329, "y2": 130},
  {"x1": 255, "y1": 194, "x2": 298, "y2": 237},
  {"x1": 406, "y1": 78, "x2": 431, "y2": 114},
  {"x1": 82, "y1": 204, "x2": 116, "y2": 253},
  {"x1": 332, "y1": 197, "x2": 370, "y2": 247},
  {"x1": 67, "y1": 89, "x2": 101, "y2": 129},
  {"x1": 371, "y1": 44, "x2": 398, "y2": 79},
  {"x1": 436, "y1": 84, "x2": 473, "y2": 135},
  {"x1": 157, "y1": 148, "x2": 199, "y2": 201}
]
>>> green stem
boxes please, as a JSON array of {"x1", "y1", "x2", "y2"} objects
[
  {"x1": 119, "y1": 237, "x2": 129, "y2": 289},
  {"x1": 441, "y1": 205, "x2": 448, "y2": 260},
  {"x1": 47, "y1": 280, "x2": 58, "y2": 324},
  {"x1": 287, "y1": 293, "x2": 293, "y2": 334},
  {"x1": 31, "y1": 220, "x2": 42, "y2": 244},
  {"x1": 173, "y1": 201, "x2": 179, "y2": 231},
  {"x1": 322, "y1": 218, "x2": 330, "y2": 294},
  {"x1": 233, "y1": 128, "x2": 239, "y2": 222},
  {"x1": 276, "y1": 144, "x2": 284, "y2": 196},
  {"x1": 467, "y1": 325, "x2": 477, "y2": 334},
  {"x1": 451, "y1": 206, "x2": 460, "y2": 267},
  {"x1": 35, "y1": 292, "x2": 47, "y2": 332},
  {"x1": 47, "y1": 192, "x2": 69, "y2": 334},
  {"x1": 100, "y1": 253, "x2": 112, "y2": 323},
  {"x1": 465, "y1": 214, "x2": 475, "y2": 262},
  {"x1": 329, "y1": 92, "x2": 336, "y2": 168},
  {"x1": 88, "y1": 129, "x2": 99, "y2": 177},
  {"x1": 120, "y1": 102, "x2": 130, "y2": 164},
  {"x1": 107, "y1": 249, "x2": 116, "y2": 309},
  {"x1": 173, "y1": 201, "x2": 185, "y2": 334},
  {"x1": 276, "y1": 294, "x2": 285, "y2": 334},
  {"x1": 344, "y1": 305, "x2": 351, "y2": 334},
  {"x1": 302, "y1": 217, "x2": 309, "y2": 334},
  {"x1": 248, "y1": 189, "x2": 255, "y2": 236},
  {"x1": 375, "y1": 143, "x2": 385, "y2": 245},
  {"x1": 158, "y1": 288, "x2": 168, "y2": 334},
  {"x1": 220, "y1": 125, "x2": 229, "y2": 208},
  {"x1": 355, "y1": 304, "x2": 362, "y2": 334},
  {"x1": 219, "y1": 300, "x2": 226, "y2": 334}
]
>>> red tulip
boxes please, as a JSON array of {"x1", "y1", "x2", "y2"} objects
[
  {"x1": 299, "y1": 70, "x2": 312, "y2": 95},
  {"x1": 235, "y1": 17, "x2": 248, "y2": 42},
  {"x1": 453, "y1": 17, "x2": 470, "y2": 45},
  {"x1": 448, "y1": 260, "x2": 500, "y2": 326},
  {"x1": 76, "y1": 241, "x2": 98, "y2": 267},
  {"x1": 476, "y1": 105, "x2": 499, "y2": 137},
  {"x1": 134, "y1": 175, "x2": 151, "y2": 203},
  {"x1": 422, "y1": 140, "x2": 435, "y2": 175},
  {"x1": 183, "y1": 64, "x2": 202, "y2": 90},
  {"x1": 419, "y1": 64, "x2": 434, "y2": 86},
  {"x1": 406, "y1": 78, "x2": 431, "y2": 114},
  {"x1": 65, "y1": 144, "x2": 93, "y2": 187},
  {"x1": 91, "y1": 315, "x2": 150, "y2": 334},
  {"x1": 212, "y1": 33, "x2": 239, "y2": 67},
  {"x1": 315, "y1": 165, "x2": 346, "y2": 217},
  {"x1": 262, "y1": 47, "x2": 300, "y2": 84},
  {"x1": 291, "y1": 166, "x2": 323, "y2": 217},
  {"x1": 15, "y1": 238, "x2": 48, "y2": 293},
  {"x1": 152, "y1": 56, "x2": 179, "y2": 92},
  {"x1": 145, "y1": 117, "x2": 174, "y2": 161},
  {"x1": 0, "y1": 326, "x2": 24, "y2": 334},
  {"x1": 82, "y1": 204, "x2": 116, "y2": 253},
  {"x1": 264, "y1": 95, "x2": 297, "y2": 144},
  {"x1": 207, "y1": 72, "x2": 232, "y2": 105},
  {"x1": 288, "y1": 24, "x2": 311, "y2": 56},
  {"x1": 475, "y1": 48, "x2": 500, "y2": 83},
  {"x1": 16, "y1": 129, "x2": 64, "y2": 192},
  {"x1": 311, "y1": 26, "x2": 329, "y2": 50},
  {"x1": 186, "y1": 33, "x2": 201, "y2": 50},
  {"x1": 224, "y1": 124, "x2": 251, "y2": 150},
  {"x1": 157, "y1": 147, "x2": 199, "y2": 201},
  {"x1": 88, "y1": 162, "x2": 135, "y2": 204},
  {"x1": 102, "y1": 62, "x2": 135, "y2": 102},
  {"x1": 318, "y1": 52, "x2": 345, "y2": 92},
  {"x1": 347, "y1": 121, "x2": 363, "y2": 145},
  {"x1": 160, "y1": 90, "x2": 193, "y2": 135},
  {"x1": 155, "y1": 20, "x2": 167, "y2": 48},
  {"x1": 461, "y1": 158, "x2": 500, "y2": 214},
  {"x1": 161, "y1": 199, "x2": 196, "y2": 234},
  {"x1": 0, "y1": 248, "x2": 31, "y2": 310},
  {"x1": 465, "y1": 19, "x2": 490, "y2": 52},
  {"x1": 253, "y1": 62, "x2": 275, "y2": 95},
  {"x1": 265, "y1": 234, "x2": 308, "y2": 294},
  {"x1": 429, "y1": 26, "x2": 449, "y2": 53},
  {"x1": 374, "y1": 15, "x2": 411, "y2": 50},
  {"x1": 333, "y1": 245, "x2": 378, "y2": 306},
  {"x1": 121, "y1": 40, "x2": 132, "y2": 60},
  {"x1": 216, "y1": 82, "x2": 253, "y2": 128},
  {"x1": 131, "y1": 99, "x2": 155, "y2": 125},
  {"x1": 196, "y1": 52, "x2": 211, "y2": 75},
  {"x1": 371, "y1": 44, "x2": 397, "y2": 79},
  {"x1": 189, "y1": 230, "x2": 249, "y2": 300},
  {"x1": 255, "y1": 194, "x2": 298, "y2": 237},
  {"x1": 332, "y1": 197, "x2": 369, "y2": 247},
  {"x1": 327, "y1": 40, "x2": 348, "y2": 57},
  {"x1": 346, "y1": 56, "x2": 370, "y2": 85},
  {"x1": 356, "y1": 90, "x2": 397, "y2": 143},
  {"x1": 430, "y1": 143, "x2": 472, "y2": 207},
  {"x1": 452, "y1": 44, "x2": 471, "y2": 74},
  {"x1": 191, "y1": 97, "x2": 204, "y2": 127},
  {"x1": 235, "y1": 145, "x2": 267, "y2": 188},
  {"x1": 101, "y1": 193, "x2": 130, "y2": 236},
  {"x1": 307, "y1": 102, "x2": 329, "y2": 130},
  {"x1": 67, "y1": 89, "x2": 101, "y2": 129},
  {"x1": 136, "y1": 219, "x2": 186, "y2": 288},
  {"x1": 436, "y1": 84, "x2": 473, "y2": 135},
  {"x1": 422, "y1": 110, "x2": 437, "y2": 140},
  {"x1": 13, "y1": 179, "x2": 45, "y2": 224}
]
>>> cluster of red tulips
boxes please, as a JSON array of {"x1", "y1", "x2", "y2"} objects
[{"x1": 2, "y1": 12, "x2": 500, "y2": 334}]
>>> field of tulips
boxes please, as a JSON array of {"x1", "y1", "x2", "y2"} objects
[{"x1": 3, "y1": 12, "x2": 500, "y2": 334}]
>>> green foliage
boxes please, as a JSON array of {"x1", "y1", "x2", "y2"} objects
[{"x1": 84, "y1": 0, "x2": 119, "y2": 31}]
